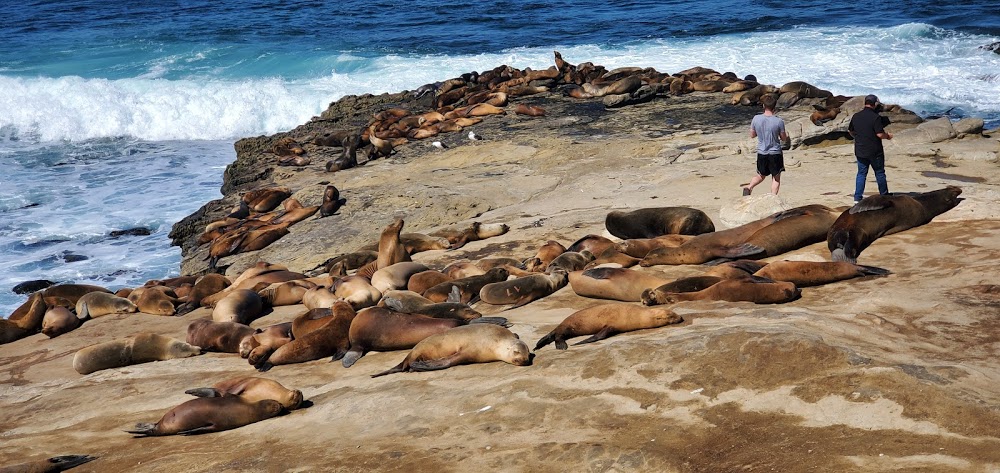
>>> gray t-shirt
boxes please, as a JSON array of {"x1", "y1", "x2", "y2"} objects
[{"x1": 751, "y1": 114, "x2": 786, "y2": 154}]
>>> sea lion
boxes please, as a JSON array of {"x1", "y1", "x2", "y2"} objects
[
  {"x1": 566, "y1": 234, "x2": 618, "y2": 257},
  {"x1": 73, "y1": 333, "x2": 202, "y2": 375},
  {"x1": 186, "y1": 319, "x2": 255, "y2": 354},
  {"x1": 39, "y1": 284, "x2": 112, "y2": 307},
  {"x1": 525, "y1": 240, "x2": 567, "y2": 272},
  {"x1": 211, "y1": 289, "x2": 264, "y2": 325},
  {"x1": 616, "y1": 234, "x2": 694, "y2": 258},
  {"x1": 431, "y1": 222, "x2": 509, "y2": 249},
  {"x1": 372, "y1": 324, "x2": 531, "y2": 377},
  {"x1": 241, "y1": 322, "x2": 294, "y2": 366},
  {"x1": 406, "y1": 270, "x2": 453, "y2": 295},
  {"x1": 256, "y1": 301, "x2": 357, "y2": 370},
  {"x1": 568, "y1": 267, "x2": 672, "y2": 302},
  {"x1": 441, "y1": 261, "x2": 486, "y2": 279},
  {"x1": 184, "y1": 376, "x2": 304, "y2": 410},
  {"x1": 810, "y1": 106, "x2": 841, "y2": 126},
  {"x1": 75, "y1": 292, "x2": 137, "y2": 320},
  {"x1": 376, "y1": 218, "x2": 411, "y2": 270},
  {"x1": 322, "y1": 250, "x2": 378, "y2": 276},
  {"x1": 319, "y1": 185, "x2": 347, "y2": 217},
  {"x1": 333, "y1": 275, "x2": 381, "y2": 310},
  {"x1": 128, "y1": 286, "x2": 177, "y2": 316},
  {"x1": 547, "y1": 250, "x2": 595, "y2": 273},
  {"x1": 584, "y1": 247, "x2": 641, "y2": 268},
  {"x1": 725, "y1": 204, "x2": 847, "y2": 262},
  {"x1": 371, "y1": 262, "x2": 430, "y2": 294},
  {"x1": 0, "y1": 455, "x2": 97, "y2": 473},
  {"x1": 535, "y1": 303, "x2": 683, "y2": 350},
  {"x1": 640, "y1": 205, "x2": 810, "y2": 266},
  {"x1": 41, "y1": 306, "x2": 81, "y2": 338},
  {"x1": 301, "y1": 286, "x2": 340, "y2": 310},
  {"x1": 341, "y1": 307, "x2": 471, "y2": 368},
  {"x1": 828, "y1": 186, "x2": 964, "y2": 263},
  {"x1": 515, "y1": 103, "x2": 546, "y2": 116},
  {"x1": 242, "y1": 186, "x2": 292, "y2": 213},
  {"x1": 257, "y1": 280, "x2": 317, "y2": 307},
  {"x1": 289, "y1": 307, "x2": 331, "y2": 338},
  {"x1": 379, "y1": 290, "x2": 484, "y2": 321},
  {"x1": 479, "y1": 269, "x2": 569, "y2": 308},
  {"x1": 605, "y1": 207, "x2": 715, "y2": 239},
  {"x1": 175, "y1": 273, "x2": 231, "y2": 315},
  {"x1": 422, "y1": 267, "x2": 510, "y2": 304},
  {"x1": 753, "y1": 260, "x2": 891, "y2": 287},
  {"x1": 703, "y1": 260, "x2": 768, "y2": 279},
  {"x1": 1, "y1": 293, "x2": 47, "y2": 344},
  {"x1": 199, "y1": 267, "x2": 304, "y2": 308},
  {"x1": 125, "y1": 396, "x2": 283, "y2": 437},
  {"x1": 641, "y1": 277, "x2": 800, "y2": 306}
]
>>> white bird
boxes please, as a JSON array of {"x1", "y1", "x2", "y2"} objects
[
  {"x1": 468, "y1": 131, "x2": 482, "y2": 141},
  {"x1": 432, "y1": 141, "x2": 447, "y2": 149}
]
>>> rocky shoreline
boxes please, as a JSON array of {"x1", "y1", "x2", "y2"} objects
[{"x1": 4, "y1": 54, "x2": 1000, "y2": 472}]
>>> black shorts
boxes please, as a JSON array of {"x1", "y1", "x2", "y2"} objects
[{"x1": 756, "y1": 152, "x2": 785, "y2": 177}]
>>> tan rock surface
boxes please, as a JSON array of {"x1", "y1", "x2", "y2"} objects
[{"x1": 4, "y1": 91, "x2": 1000, "y2": 472}]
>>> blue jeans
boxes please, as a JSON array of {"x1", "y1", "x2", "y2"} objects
[{"x1": 854, "y1": 154, "x2": 888, "y2": 201}]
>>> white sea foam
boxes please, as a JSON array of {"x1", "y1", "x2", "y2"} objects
[{"x1": 1, "y1": 24, "x2": 997, "y2": 144}]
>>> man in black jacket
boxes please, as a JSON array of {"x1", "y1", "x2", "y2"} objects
[{"x1": 848, "y1": 94, "x2": 893, "y2": 203}]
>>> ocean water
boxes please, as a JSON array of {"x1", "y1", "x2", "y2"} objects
[{"x1": 2, "y1": 0, "x2": 999, "y2": 315}]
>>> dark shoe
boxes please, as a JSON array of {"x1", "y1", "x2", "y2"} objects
[{"x1": 742, "y1": 187, "x2": 751, "y2": 196}]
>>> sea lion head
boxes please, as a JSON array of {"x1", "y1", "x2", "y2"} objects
[{"x1": 500, "y1": 336, "x2": 532, "y2": 366}]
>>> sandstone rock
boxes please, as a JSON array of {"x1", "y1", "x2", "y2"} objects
[
  {"x1": 718, "y1": 194, "x2": 789, "y2": 228},
  {"x1": 954, "y1": 117, "x2": 985, "y2": 136}
]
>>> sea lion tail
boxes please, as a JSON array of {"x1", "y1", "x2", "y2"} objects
[
  {"x1": 534, "y1": 332, "x2": 555, "y2": 350},
  {"x1": 720, "y1": 243, "x2": 765, "y2": 259},
  {"x1": 76, "y1": 302, "x2": 90, "y2": 321},
  {"x1": 47, "y1": 455, "x2": 98, "y2": 470},
  {"x1": 857, "y1": 265, "x2": 891, "y2": 276},
  {"x1": 125, "y1": 423, "x2": 158, "y2": 437},
  {"x1": 468, "y1": 317, "x2": 510, "y2": 327},
  {"x1": 371, "y1": 361, "x2": 407, "y2": 378},
  {"x1": 174, "y1": 301, "x2": 197, "y2": 316}
]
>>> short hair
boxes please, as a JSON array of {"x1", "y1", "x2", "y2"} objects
[{"x1": 760, "y1": 94, "x2": 777, "y2": 111}]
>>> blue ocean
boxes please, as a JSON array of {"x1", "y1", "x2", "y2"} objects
[{"x1": 2, "y1": 0, "x2": 998, "y2": 315}]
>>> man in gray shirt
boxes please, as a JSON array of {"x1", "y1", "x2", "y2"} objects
[{"x1": 742, "y1": 94, "x2": 788, "y2": 196}]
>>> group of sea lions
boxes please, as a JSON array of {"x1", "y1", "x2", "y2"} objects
[{"x1": 265, "y1": 51, "x2": 845, "y2": 175}]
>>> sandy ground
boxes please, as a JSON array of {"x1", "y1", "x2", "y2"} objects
[{"x1": 3, "y1": 92, "x2": 1000, "y2": 472}]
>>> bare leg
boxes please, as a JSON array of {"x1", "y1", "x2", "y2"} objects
[
  {"x1": 743, "y1": 174, "x2": 765, "y2": 194},
  {"x1": 771, "y1": 172, "x2": 781, "y2": 195}
]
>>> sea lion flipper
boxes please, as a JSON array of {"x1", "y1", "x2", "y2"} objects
[
  {"x1": 184, "y1": 388, "x2": 223, "y2": 398},
  {"x1": 408, "y1": 355, "x2": 462, "y2": 372},
  {"x1": 850, "y1": 195, "x2": 894, "y2": 214},
  {"x1": 255, "y1": 361, "x2": 274, "y2": 372},
  {"x1": 371, "y1": 360, "x2": 408, "y2": 378},
  {"x1": 47, "y1": 455, "x2": 97, "y2": 470},
  {"x1": 468, "y1": 316, "x2": 510, "y2": 327},
  {"x1": 341, "y1": 349, "x2": 363, "y2": 368},
  {"x1": 534, "y1": 332, "x2": 555, "y2": 350},
  {"x1": 857, "y1": 265, "x2": 891, "y2": 276},
  {"x1": 177, "y1": 425, "x2": 217, "y2": 436},
  {"x1": 721, "y1": 243, "x2": 765, "y2": 259},
  {"x1": 572, "y1": 326, "x2": 617, "y2": 346},
  {"x1": 125, "y1": 423, "x2": 158, "y2": 437}
]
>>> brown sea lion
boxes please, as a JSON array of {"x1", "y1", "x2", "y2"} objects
[
  {"x1": 547, "y1": 250, "x2": 595, "y2": 273},
  {"x1": 0, "y1": 455, "x2": 97, "y2": 473},
  {"x1": 728, "y1": 204, "x2": 848, "y2": 262},
  {"x1": 810, "y1": 106, "x2": 841, "y2": 126},
  {"x1": 125, "y1": 396, "x2": 283, "y2": 437},
  {"x1": 184, "y1": 376, "x2": 303, "y2": 410},
  {"x1": 584, "y1": 247, "x2": 642, "y2": 269},
  {"x1": 301, "y1": 286, "x2": 340, "y2": 310},
  {"x1": 431, "y1": 222, "x2": 509, "y2": 249},
  {"x1": 616, "y1": 234, "x2": 694, "y2": 258},
  {"x1": 535, "y1": 303, "x2": 683, "y2": 350},
  {"x1": 319, "y1": 185, "x2": 346, "y2": 218},
  {"x1": 372, "y1": 324, "x2": 531, "y2": 377},
  {"x1": 41, "y1": 306, "x2": 81, "y2": 338},
  {"x1": 186, "y1": 319, "x2": 255, "y2": 354},
  {"x1": 703, "y1": 260, "x2": 768, "y2": 279},
  {"x1": 371, "y1": 262, "x2": 430, "y2": 294},
  {"x1": 479, "y1": 270, "x2": 569, "y2": 308},
  {"x1": 1, "y1": 293, "x2": 48, "y2": 344},
  {"x1": 333, "y1": 275, "x2": 381, "y2": 310},
  {"x1": 514, "y1": 103, "x2": 546, "y2": 116},
  {"x1": 75, "y1": 292, "x2": 137, "y2": 320},
  {"x1": 376, "y1": 217, "x2": 411, "y2": 270},
  {"x1": 211, "y1": 289, "x2": 264, "y2": 325},
  {"x1": 423, "y1": 267, "x2": 510, "y2": 304},
  {"x1": 39, "y1": 284, "x2": 112, "y2": 307},
  {"x1": 200, "y1": 267, "x2": 304, "y2": 307},
  {"x1": 641, "y1": 277, "x2": 800, "y2": 306},
  {"x1": 406, "y1": 270, "x2": 452, "y2": 295},
  {"x1": 175, "y1": 273, "x2": 231, "y2": 315},
  {"x1": 73, "y1": 333, "x2": 202, "y2": 375},
  {"x1": 828, "y1": 186, "x2": 964, "y2": 263},
  {"x1": 242, "y1": 186, "x2": 292, "y2": 213},
  {"x1": 379, "y1": 290, "x2": 485, "y2": 322},
  {"x1": 525, "y1": 240, "x2": 567, "y2": 272},
  {"x1": 241, "y1": 322, "x2": 293, "y2": 366},
  {"x1": 568, "y1": 267, "x2": 671, "y2": 302},
  {"x1": 341, "y1": 307, "x2": 472, "y2": 368},
  {"x1": 441, "y1": 261, "x2": 486, "y2": 279},
  {"x1": 606, "y1": 207, "x2": 715, "y2": 239},
  {"x1": 257, "y1": 280, "x2": 317, "y2": 307},
  {"x1": 321, "y1": 250, "x2": 378, "y2": 276},
  {"x1": 257, "y1": 301, "x2": 357, "y2": 370},
  {"x1": 128, "y1": 286, "x2": 177, "y2": 316},
  {"x1": 566, "y1": 234, "x2": 618, "y2": 257},
  {"x1": 753, "y1": 260, "x2": 891, "y2": 287}
]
